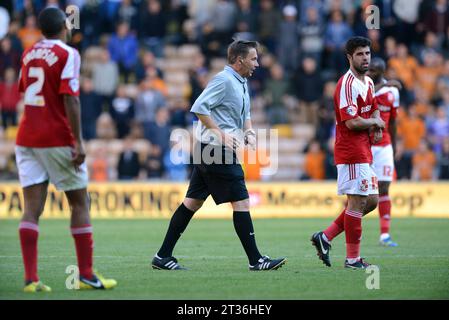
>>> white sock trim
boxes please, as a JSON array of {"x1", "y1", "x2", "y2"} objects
[
  {"x1": 346, "y1": 257, "x2": 360, "y2": 264},
  {"x1": 380, "y1": 233, "x2": 390, "y2": 241},
  {"x1": 19, "y1": 221, "x2": 39, "y2": 232},
  {"x1": 71, "y1": 226, "x2": 93, "y2": 235}
]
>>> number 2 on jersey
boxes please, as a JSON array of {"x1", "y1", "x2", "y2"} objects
[{"x1": 24, "y1": 67, "x2": 45, "y2": 107}]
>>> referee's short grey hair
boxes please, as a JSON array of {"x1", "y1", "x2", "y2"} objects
[{"x1": 227, "y1": 39, "x2": 259, "y2": 64}]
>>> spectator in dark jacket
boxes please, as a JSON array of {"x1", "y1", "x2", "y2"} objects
[
  {"x1": 117, "y1": 136, "x2": 141, "y2": 180},
  {"x1": 139, "y1": 0, "x2": 166, "y2": 57},
  {"x1": 316, "y1": 81, "x2": 336, "y2": 145},
  {"x1": 257, "y1": 0, "x2": 281, "y2": 53},
  {"x1": 80, "y1": 78, "x2": 101, "y2": 141},
  {"x1": 395, "y1": 139, "x2": 413, "y2": 180},
  {"x1": 117, "y1": 0, "x2": 139, "y2": 32},
  {"x1": 0, "y1": 37, "x2": 21, "y2": 77},
  {"x1": 144, "y1": 107, "x2": 171, "y2": 156},
  {"x1": 235, "y1": 0, "x2": 257, "y2": 35},
  {"x1": 298, "y1": 6, "x2": 324, "y2": 65},
  {"x1": 423, "y1": 0, "x2": 449, "y2": 39},
  {"x1": 145, "y1": 145, "x2": 163, "y2": 179},
  {"x1": 264, "y1": 63, "x2": 289, "y2": 125},
  {"x1": 110, "y1": 85, "x2": 134, "y2": 139},
  {"x1": 291, "y1": 57, "x2": 323, "y2": 125},
  {"x1": 135, "y1": 50, "x2": 163, "y2": 83},
  {"x1": 99, "y1": 0, "x2": 121, "y2": 34},
  {"x1": 80, "y1": 0, "x2": 102, "y2": 49}
]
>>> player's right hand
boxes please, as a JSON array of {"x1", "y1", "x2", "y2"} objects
[
  {"x1": 71, "y1": 141, "x2": 86, "y2": 171},
  {"x1": 374, "y1": 118, "x2": 386, "y2": 129}
]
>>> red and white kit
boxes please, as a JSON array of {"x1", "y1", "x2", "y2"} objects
[
  {"x1": 371, "y1": 84, "x2": 400, "y2": 182},
  {"x1": 16, "y1": 39, "x2": 87, "y2": 191},
  {"x1": 334, "y1": 69, "x2": 379, "y2": 196}
]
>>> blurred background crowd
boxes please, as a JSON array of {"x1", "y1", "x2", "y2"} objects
[{"x1": 1, "y1": 0, "x2": 449, "y2": 182}]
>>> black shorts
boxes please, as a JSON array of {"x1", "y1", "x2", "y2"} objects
[{"x1": 186, "y1": 143, "x2": 249, "y2": 205}]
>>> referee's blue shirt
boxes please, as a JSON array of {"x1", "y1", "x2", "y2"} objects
[{"x1": 191, "y1": 65, "x2": 251, "y2": 145}]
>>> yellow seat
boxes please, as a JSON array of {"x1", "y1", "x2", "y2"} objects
[{"x1": 273, "y1": 124, "x2": 293, "y2": 138}]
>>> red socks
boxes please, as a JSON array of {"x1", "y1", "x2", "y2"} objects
[
  {"x1": 323, "y1": 208, "x2": 363, "y2": 259},
  {"x1": 344, "y1": 209, "x2": 363, "y2": 259},
  {"x1": 378, "y1": 195, "x2": 391, "y2": 235},
  {"x1": 71, "y1": 225, "x2": 94, "y2": 279},
  {"x1": 323, "y1": 208, "x2": 345, "y2": 241},
  {"x1": 19, "y1": 222, "x2": 94, "y2": 281},
  {"x1": 19, "y1": 221, "x2": 40, "y2": 283}
]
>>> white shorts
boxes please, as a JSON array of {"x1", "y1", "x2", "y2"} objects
[
  {"x1": 15, "y1": 146, "x2": 88, "y2": 191},
  {"x1": 336, "y1": 163, "x2": 378, "y2": 196},
  {"x1": 371, "y1": 145, "x2": 394, "y2": 182}
]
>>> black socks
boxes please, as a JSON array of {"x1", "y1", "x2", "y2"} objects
[
  {"x1": 233, "y1": 211, "x2": 262, "y2": 265},
  {"x1": 158, "y1": 206, "x2": 263, "y2": 266},
  {"x1": 157, "y1": 203, "x2": 195, "y2": 258}
]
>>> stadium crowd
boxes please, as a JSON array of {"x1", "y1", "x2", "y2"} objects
[{"x1": 1, "y1": 0, "x2": 449, "y2": 181}]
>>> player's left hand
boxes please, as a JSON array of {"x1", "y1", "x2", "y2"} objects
[
  {"x1": 244, "y1": 129, "x2": 256, "y2": 150},
  {"x1": 71, "y1": 141, "x2": 86, "y2": 171},
  {"x1": 385, "y1": 79, "x2": 402, "y2": 90}
]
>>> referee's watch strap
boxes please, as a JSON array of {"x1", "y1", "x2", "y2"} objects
[{"x1": 244, "y1": 129, "x2": 256, "y2": 136}]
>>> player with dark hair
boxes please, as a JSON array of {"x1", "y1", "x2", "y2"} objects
[
  {"x1": 16, "y1": 7, "x2": 116, "y2": 292},
  {"x1": 367, "y1": 57, "x2": 401, "y2": 247},
  {"x1": 311, "y1": 36, "x2": 385, "y2": 269},
  {"x1": 151, "y1": 39, "x2": 286, "y2": 271}
]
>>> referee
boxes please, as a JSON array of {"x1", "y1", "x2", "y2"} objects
[{"x1": 152, "y1": 39, "x2": 287, "y2": 271}]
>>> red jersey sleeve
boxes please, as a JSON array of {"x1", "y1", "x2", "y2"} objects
[
  {"x1": 390, "y1": 87, "x2": 400, "y2": 119},
  {"x1": 18, "y1": 64, "x2": 25, "y2": 93},
  {"x1": 338, "y1": 74, "x2": 359, "y2": 122},
  {"x1": 18, "y1": 50, "x2": 25, "y2": 93},
  {"x1": 369, "y1": 80, "x2": 378, "y2": 115},
  {"x1": 58, "y1": 48, "x2": 80, "y2": 96}
]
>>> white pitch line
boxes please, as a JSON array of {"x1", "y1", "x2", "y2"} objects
[
  {"x1": 303, "y1": 254, "x2": 449, "y2": 259},
  {"x1": 0, "y1": 255, "x2": 247, "y2": 259},
  {"x1": 0, "y1": 255, "x2": 448, "y2": 259}
]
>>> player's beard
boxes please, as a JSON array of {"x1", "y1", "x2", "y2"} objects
[{"x1": 354, "y1": 63, "x2": 368, "y2": 75}]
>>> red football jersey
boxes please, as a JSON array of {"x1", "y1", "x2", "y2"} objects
[
  {"x1": 373, "y1": 84, "x2": 400, "y2": 146},
  {"x1": 334, "y1": 69, "x2": 378, "y2": 165},
  {"x1": 17, "y1": 39, "x2": 80, "y2": 147}
]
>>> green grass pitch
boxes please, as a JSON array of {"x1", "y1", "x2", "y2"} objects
[{"x1": 1, "y1": 218, "x2": 448, "y2": 299}]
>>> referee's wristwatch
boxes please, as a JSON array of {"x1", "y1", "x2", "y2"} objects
[{"x1": 244, "y1": 129, "x2": 256, "y2": 145}]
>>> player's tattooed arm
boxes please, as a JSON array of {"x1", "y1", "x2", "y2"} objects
[
  {"x1": 370, "y1": 126, "x2": 383, "y2": 144},
  {"x1": 368, "y1": 110, "x2": 384, "y2": 143},
  {"x1": 64, "y1": 95, "x2": 86, "y2": 169},
  {"x1": 370, "y1": 110, "x2": 385, "y2": 128},
  {"x1": 345, "y1": 115, "x2": 385, "y2": 131}
]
